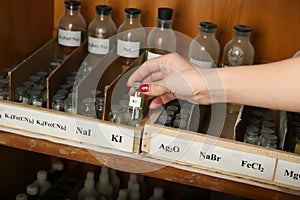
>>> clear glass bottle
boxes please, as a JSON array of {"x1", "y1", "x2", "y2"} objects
[
  {"x1": 148, "y1": 187, "x2": 165, "y2": 200},
  {"x1": 109, "y1": 105, "x2": 121, "y2": 123},
  {"x1": 15, "y1": 193, "x2": 28, "y2": 200},
  {"x1": 28, "y1": 90, "x2": 43, "y2": 107},
  {"x1": 64, "y1": 97, "x2": 77, "y2": 114},
  {"x1": 95, "y1": 97, "x2": 104, "y2": 119},
  {"x1": 33, "y1": 170, "x2": 51, "y2": 195},
  {"x1": 80, "y1": 98, "x2": 97, "y2": 118},
  {"x1": 146, "y1": 7, "x2": 176, "y2": 60},
  {"x1": 57, "y1": 0, "x2": 87, "y2": 58},
  {"x1": 222, "y1": 24, "x2": 254, "y2": 114},
  {"x1": 26, "y1": 184, "x2": 38, "y2": 200},
  {"x1": 128, "y1": 82, "x2": 144, "y2": 127},
  {"x1": 78, "y1": 171, "x2": 101, "y2": 200},
  {"x1": 189, "y1": 22, "x2": 220, "y2": 68},
  {"x1": 52, "y1": 94, "x2": 66, "y2": 111},
  {"x1": 96, "y1": 167, "x2": 114, "y2": 200},
  {"x1": 117, "y1": 8, "x2": 146, "y2": 67},
  {"x1": 88, "y1": 5, "x2": 117, "y2": 55},
  {"x1": 260, "y1": 134, "x2": 278, "y2": 149},
  {"x1": 243, "y1": 126, "x2": 260, "y2": 145},
  {"x1": 15, "y1": 87, "x2": 28, "y2": 103}
]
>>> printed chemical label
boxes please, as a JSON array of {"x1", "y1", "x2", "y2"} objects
[
  {"x1": 0, "y1": 102, "x2": 136, "y2": 152},
  {"x1": 58, "y1": 29, "x2": 81, "y2": 47},
  {"x1": 148, "y1": 133, "x2": 276, "y2": 180},
  {"x1": 189, "y1": 58, "x2": 214, "y2": 68},
  {"x1": 274, "y1": 160, "x2": 300, "y2": 188},
  {"x1": 88, "y1": 37, "x2": 110, "y2": 55},
  {"x1": 117, "y1": 40, "x2": 140, "y2": 58}
]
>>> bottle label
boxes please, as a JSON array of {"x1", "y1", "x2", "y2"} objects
[
  {"x1": 58, "y1": 29, "x2": 82, "y2": 47},
  {"x1": 88, "y1": 37, "x2": 110, "y2": 55},
  {"x1": 146, "y1": 51, "x2": 162, "y2": 60},
  {"x1": 129, "y1": 96, "x2": 143, "y2": 108},
  {"x1": 117, "y1": 40, "x2": 141, "y2": 58},
  {"x1": 189, "y1": 58, "x2": 215, "y2": 68}
]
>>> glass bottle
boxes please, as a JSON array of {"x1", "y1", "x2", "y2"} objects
[
  {"x1": 88, "y1": 5, "x2": 117, "y2": 56},
  {"x1": 57, "y1": 0, "x2": 87, "y2": 58},
  {"x1": 28, "y1": 90, "x2": 43, "y2": 107},
  {"x1": 96, "y1": 167, "x2": 114, "y2": 200},
  {"x1": 189, "y1": 22, "x2": 220, "y2": 68},
  {"x1": 260, "y1": 134, "x2": 278, "y2": 149},
  {"x1": 95, "y1": 97, "x2": 104, "y2": 119},
  {"x1": 80, "y1": 98, "x2": 97, "y2": 118},
  {"x1": 52, "y1": 94, "x2": 66, "y2": 111},
  {"x1": 243, "y1": 126, "x2": 260, "y2": 145},
  {"x1": 78, "y1": 171, "x2": 101, "y2": 200},
  {"x1": 128, "y1": 82, "x2": 144, "y2": 127},
  {"x1": 33, "y1": 170, "x2": 51, "y2": 195},
  {"x1": 148, "y1": 187, "x2": 165, "y2": 200},
  {"x1": 14, "y1": 87, "x2": 28, "y2": 103},
  {"x1": 146, "y1": 7, "x2": 176, "y2": 60},
  {"x1": 26, "y1": 183, "x2": 39, "y2": 200},
  {"x1": 15, "y1": 193, "x2": 28, "y2": 200},
  {"x1": 222, "y1": 24, "x2": 254, "y2": 115},
  {"x1": 64, "y1": 97, "x2": 77, "y2": 114},
  {"x1": 117, "y1": 8, "x2": 146, "y2": 67},
  {"x1": 109, "y1": 105, "x2": 121, "y2": 123}
]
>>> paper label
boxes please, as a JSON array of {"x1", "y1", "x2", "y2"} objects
[
  {"x1": 148, "y1": 134, "x2": 276, "y2": 180},
  {"x1": 58, "y1": 29, "x2": 81, "y2": 47},
  {"x1": 88, "y1": 37, "x2": 110, "y2": 55},
  {"x1": 274, "y1": 160, "x2": 300, "y2": 188},
  {"x1": 146, "y1": 51, "x2": 162, "y2": 60},
  {"x1": 129, "y1": 96, "x2": 143, "y2": 108},
  {"x1": 189, "y1": 58, "x2": 214, "y2": 68},
  {"x1": 117, "y1": 40, "x2": 140, "y2": 58},
  {"x1": 0, "y1": 102, "x2": 136, "y2": 152}
]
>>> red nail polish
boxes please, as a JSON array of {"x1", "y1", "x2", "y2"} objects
[{"x1": 139, "y1": 84, "x2": 149, "y2": 92}]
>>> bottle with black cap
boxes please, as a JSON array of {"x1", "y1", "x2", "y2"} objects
[
  {"x1": 222, "y1": 24, "x2": 255, "y2": 114},
  {"x1": 88, "y1": 5, "x2": 117, "y2": 56},
  {"x1": 57, "y1": 0, "x2": 87, "y2": 58},
  {"x1": 189, "y1": 22, "x2": 220, "y2": 68},
  {"x1": 117, "y1": 8, "x2": 146, "y2": 68},
  {"x1": 146, "y1": 7, "x2": 176, "y2": 60}
]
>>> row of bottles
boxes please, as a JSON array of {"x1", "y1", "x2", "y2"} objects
[{"x1": 57, "y1": 1, "x2": 254, "y2": 69}]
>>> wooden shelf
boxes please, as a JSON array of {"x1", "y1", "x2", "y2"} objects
[{"x1": 1, "y1": 131, "x2": 299, "y2": 200}]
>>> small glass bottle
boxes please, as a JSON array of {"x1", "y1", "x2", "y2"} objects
[
  {"x1": 88, "y1": 5, "x2": 117, "y2": 55},
  {"x1": 95, "y1": 97, "x2": 104, "y2": 119},
  {"x1": 222, "y1": 24, "x2": 254, "y2": 115},
  {"x1": 15, "y1": 193, "x2": 28, "y2": 200},
  {"x1": 64, "y1": 97, "x2": 77, "y2": 114},
  {"x1": 96, "y1": 167, "x2": 114, "y2": 200},
  {"x1": 26, "y1": 183, "x2": 39, "y2": 200},
  {"x1": 109, "y1": 105, "x2": 121, "y2": 123},
  {"x1": 189, "y1": 22, "x2": 220, "y2": 68},
  {"x1": 14, "y1": 87, "x2": 28, "y2": 103},
  {"x1": 33, "y1": 170, "x2": 51, "y2": 195},
  {"x1": 81, "y1": 98, "x2": 97, "y2": 118},
  {"x1": 117, "y1": 8, "x2": 146, "y2": 67},
  {"x1": 243, "y1": 126, "x2": 260, "y2": 145},
  {"x1": 146, "y1": 7, "x2": 176, "y2": 60},
  {"x1": 28, "y1": 90, "x2": 43, "y2": 107},
  {"x1": 78, "y1": 172, "x2": 101, "y2": 200},
  {"x1": 148, "y1": 187, "x2": 165, "y2": 200},
  {"x1": 260, "y1": 134, "x2": 278, "y2": 149},
  {"x1": 128, "y1": 82, "x2": 144, "y2": 127},
  {"x1": 52, "y1": 94, "x2": 66, "y2": 111},
  {"x1": 57, "y1": 0, "x2": 87, "y2": 58}
]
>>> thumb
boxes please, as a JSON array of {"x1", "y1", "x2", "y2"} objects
[{"x1": 139, "y1": 83, "x2": 171, "y2": 96}]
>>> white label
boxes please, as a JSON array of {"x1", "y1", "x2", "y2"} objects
[
  {"x1": 274, "y1": 160, "x2": 300, "y2": 188},
  {"x1": 58, "y1": 29, "x2": 81, "y2": 47},
  {"x1": 117, "y1": 40, "x2": 140, "y2": 58},
  {"x1": 0, "y1": 102, "x2": 137, "y2": 153},
  {"x1": 146, "y1": 51, "x2": 162, "y2": 60},
  {"x1": 88, "y1": 37, "x2": 110, "y2": 55},
  {"x1": 189, "y1": 58, "x2": 214, "y2": 68},
  {"x1": 148, "y1": 133, "x2": 276, "y2": 180},
  {"x1": 129, "y1": 96, "x2": 143, "y2": 108}
]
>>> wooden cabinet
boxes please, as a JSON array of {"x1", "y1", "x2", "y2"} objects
[{"x1": 1, "y1": 0, "x2": 300, "y2": 199}]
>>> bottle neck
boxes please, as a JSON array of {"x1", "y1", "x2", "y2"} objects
[
  {"x1": 157, "y1": 19, "x2": 173, "y2": 29},
  {"x1": 97, "y1": 13, "x2": 112, "y2": 21},
  {"x1": 199, "y1": 29, "x2": 216, "y2": 39},
  {"x1": 66, "y1": 8, "x2": 81, "y2": 16},
  {"x1": 233, "y1": 32, "x2": 251, "y2": 42},
  {"x1": 125, "y1": 14, "x2": 141, "y2": 25}
]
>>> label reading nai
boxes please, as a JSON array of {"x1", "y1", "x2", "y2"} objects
[
  {"x1": 58, "y1": 29, "x2": 81, "y2": 47},
  {"x1": 117, "y1": 40, "x2": 140, "y2": 58},
  {"x1": 274, "y1": 160, "x2": 300, "y2": 188}
]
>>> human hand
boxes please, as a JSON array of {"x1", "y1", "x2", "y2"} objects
[{"x1": 127, "y1": 53, "x2": 219, "y2": 109}]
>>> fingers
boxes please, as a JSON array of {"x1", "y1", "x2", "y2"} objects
[{"x1": 139, "y1": 83, "x2": 170, "y2": 96}]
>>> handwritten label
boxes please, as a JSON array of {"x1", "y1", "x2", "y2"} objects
[
  {"x1": 58, "y1": 29, "x2": 81, "y2": 47},
  {"x1": 146, "y1": 51, "x2": 162, "y2": 60},
  {"x1": 274, "y1": 160, "x2": 300, "y2": 188},
  {"x1": 0, "y1": 102, "x2": 137, "y2": 153},
  {"x1": 117, "y1": 39, "x2": 140, "y2": 58},
  {"x1": 148, "y1": 133, "x2": 276, "y2": 180},
  {"x1": 88, "y1": 37, "x2": 110, "y2": 55}
]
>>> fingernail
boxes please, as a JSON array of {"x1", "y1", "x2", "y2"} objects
[{"x1": 139, "y1": 83, "x2": 149, "y2": 93}]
